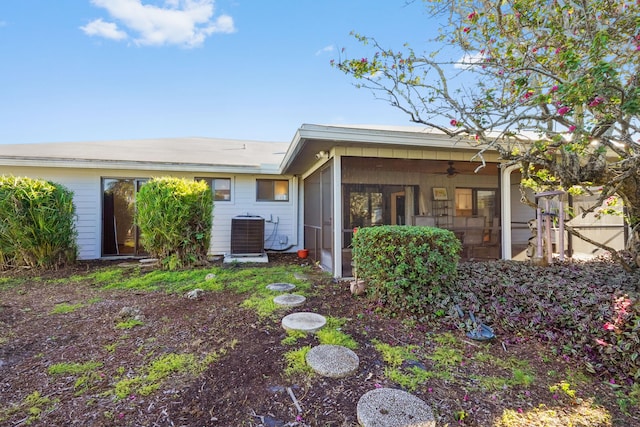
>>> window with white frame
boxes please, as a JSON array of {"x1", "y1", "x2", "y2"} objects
[
  {"x1": 196, "y1": 177, "x2": 232, "y2": 201},
  {"x1": 256, "y1": 179, "x2": 289, "y2": 201}
]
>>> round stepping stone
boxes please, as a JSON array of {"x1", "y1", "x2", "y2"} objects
[
  {"x1": 267, "y1": 282, "x2": 296, "y2": 292},
  {"x1": 273, "y1": 294, "x2": 306, "y2": 307},
  {"x1": 357, "y1": 388, "x2": 435, "y2": 427},
  {"x1": 305, "y1": 345, "x2": 359, "y2": 378},
  {"x1": 281, "y1": 312, "x2": 326, "y2": 333}
]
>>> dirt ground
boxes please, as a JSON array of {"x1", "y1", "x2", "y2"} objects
[{"x1": 0, "y1": 254, "x2": 638, "y2": 426}]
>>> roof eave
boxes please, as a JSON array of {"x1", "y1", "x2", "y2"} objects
[{"x1": 0, "y1": 157, "x2": 282, "y2": 175}]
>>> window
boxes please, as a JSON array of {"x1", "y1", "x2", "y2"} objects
[
  {"x1": 257, "y1": 179, "x2": 289, "y2": 201},
  {"x1": 196, "y1": 177, "x2": 232, "y2": 201}
]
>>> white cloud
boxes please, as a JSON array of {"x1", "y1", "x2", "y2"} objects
[
  {"x1": 454, "y1": 51, "x2": 485, "y2": 69},
  {"x1": 84, "y1": 0, "x2": 236, "y2": 48},
  {"x1": 315, "y1": 45, "x2": 334, "y2": 56},
  {"x1": 80, "y1": 18, "x2": 128, "y2": 40}
]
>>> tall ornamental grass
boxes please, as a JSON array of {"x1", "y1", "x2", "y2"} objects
[
  {"x1": 135, "y1": 177, "x2": 212, "y2": 270},
  {"x1": 352, "y1": 225, "x2": 461, "y2": 315},
  {"x1": 0, "y1": 176, "x2": 78, "y2": 269}
]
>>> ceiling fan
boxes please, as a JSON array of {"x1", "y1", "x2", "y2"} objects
[{"x1": 445, "y1": 161, "x2": 459, "y2": 177}]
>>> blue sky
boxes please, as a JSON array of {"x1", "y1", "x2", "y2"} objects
[{"x1": 0, "y1": 1, "x2": 439, "y2": 145}]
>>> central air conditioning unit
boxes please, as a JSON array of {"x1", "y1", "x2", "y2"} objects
[{"x1": 230, "y1": 215, "x2": 265, "y2": 256}]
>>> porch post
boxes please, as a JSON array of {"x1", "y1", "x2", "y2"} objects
[
  {"x1": 332, "y1": 153, "x2": 343, "y2": 278},
  {"x1": 500, "y1": 164, "x2": 520, "y2": 259}
]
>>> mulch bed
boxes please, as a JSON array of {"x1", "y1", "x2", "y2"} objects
[{"x1": 0, "y1": 254, "x2": 637, "y2": 426}]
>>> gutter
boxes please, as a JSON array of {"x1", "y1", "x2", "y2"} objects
[{"x1": 0, "y1": 157, "x2": 282, "y2": 175}]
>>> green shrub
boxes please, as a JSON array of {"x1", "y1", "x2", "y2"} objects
[
  {"x1": 135, "y1": 177, "x2": 212, "y2": 269},
  {"x1": 352, "y1": 225, "x2": 461, "y2": 315},
  {"x1": 0, "y1": 176, "x2": 77, "y2": 269}
]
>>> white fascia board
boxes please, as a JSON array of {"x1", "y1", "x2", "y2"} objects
[
  {"x1": 296, "y1": 124, "x2": 466, "y2": 148},
  {"x1": 279, "y1": 128, "x2": 305, "y2": 173},
  {"x1": 0, "y1": 157, "x2": 282, "y2": 175}
]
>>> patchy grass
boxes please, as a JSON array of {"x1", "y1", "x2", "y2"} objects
[
  {"x1": 115, "y1": 319, "x2": 144, "y2": 330},
  {"x1": 283, "y1": 346, "x2": 313, "y2": 377},
  {"x1": 1, "y1": 256, "x2": 639, "y2": 426},
  {"x1": 495, "y1": 400, "x2": 612, "y2": 426},
  {"x1": 113, "y1": 341, "x2": 236, "y2": 399},
  {"x1": 316, "y1": 316, "x2": 358, "y2": 349},
  {"x1": 49, "y1": 302, "x2": 84, "y2": 315}
]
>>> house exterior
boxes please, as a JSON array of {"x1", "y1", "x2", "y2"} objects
[{"x1": 0, "y1": 124, "x2": 627, "y2": 277}]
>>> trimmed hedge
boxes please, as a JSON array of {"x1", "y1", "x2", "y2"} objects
[
  {"x1": 0, "y1": 176, "x2": 77, "y2": 269},
  {"x1": 352, "y1": 225, "x2": 461, "y2": 315},
  {"x1": 135, "y1": 177, "x2": 213, "y2": 270}
]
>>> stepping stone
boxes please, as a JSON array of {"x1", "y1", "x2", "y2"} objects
[
  {"x1": 357, "y1": 388, "x2": 435, "y2": 427},
  {"x1": 281, "y1": 312, "x2": 326, "y2": 333},
  {"x1": 293, "y1": 272, "x2": 308, "y2": 280},
  {"x1": 267, "y1": 282, "x2": 296, "y2": 292},
  {"x1": 273, "y1": 294, "x2": 306, "y2": 307},
  {"x1": 305, "y1": 345, "x2": 359, "y2": 378}
]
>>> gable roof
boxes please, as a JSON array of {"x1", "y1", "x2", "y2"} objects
[{"x1": 0, "y1": 137, "x2": 289, "y2": 174}]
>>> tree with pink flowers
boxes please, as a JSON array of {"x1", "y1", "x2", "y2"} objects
[{"x1": 335, "y1": 0, "x2": 640, "y2": 268}]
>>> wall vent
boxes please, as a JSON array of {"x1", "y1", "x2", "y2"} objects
[{"x1": 230, "y1": 215, "x2": 265, "y2": 256}]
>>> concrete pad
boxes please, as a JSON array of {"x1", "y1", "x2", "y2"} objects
[
  {"x1": 357, "y1": 388, "x2": 435, "y2": 427},
  {"x1": 223, "y1": 254, "x2": 269, "y2": 264},
  {"x1": 281, "y1": 312, "x2": 326, "y2": 333},
  {"x1": 305, "y1": 345, "x2": 359, "y2": 378},
  {"x1": 273, "y1": 294, "x2": 306, "y2": 307},
  {"x1": 267, "y1": 282, "x2": 296, "y2": 292}
]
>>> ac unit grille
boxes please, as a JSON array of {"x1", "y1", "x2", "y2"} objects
[{"x1": 230, "y1": 216, "x2": 265, "y2": 256}]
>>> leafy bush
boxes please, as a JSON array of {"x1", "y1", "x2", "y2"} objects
[
  {"x1": 452, "y1": 259, "x2": 640, "y2": 382},
  {"x1": 135, "y1": 177, "x2": 212, "y2": 269},
  {"x1": 0, "y1": 176, "x2": 77, "y2": 269},
  {"x1": 352, "y1": 225, "x2": 461, "y2": 315}
]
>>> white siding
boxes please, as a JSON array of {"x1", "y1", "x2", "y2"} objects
[
  {"x1": 209, "y1": 175, "x2": 298, "y2": 254},
  {"x1": 0, "y1": 166, "x2": 298, "y2": 259}
]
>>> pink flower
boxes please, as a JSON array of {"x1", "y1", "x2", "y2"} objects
[
  {"x1": 557, "y1": 106, "x2": 571, "y2": 116},
  {"x1": 463, "y1": 394, "x2": 469, "y2": 402},
  {"x1": 603, "y1": 322, "x2": 616, "y2": 331},
  {"x1": 568, "y1": 125, "x2": 576, "y2": 132},
  {"x1": 589, "y1": 97, "x2": 604, "y2": 107},
  {"x1": 463, "y1": 27, "x2": 471, "y2": 33},
  {"x1": 518, "y1": 408, "x2": 524, "y2": 413},
  {"x1": 296, "y1": 415, "x2": 303, "y2": 422},
  {"x1": 468, "y1": 12, "x2": 477, "y2": 21},
  {"x1": 595, "y1": 338, "x2": 609, "y2": 346},
  {"x1": 610, "y1": 378, "x2": 616, "y2": 384},
  {"x1": 551, "y1": 85, "x2": 559, "y2": 92},
  {"x1": 374, "y1": 383, "x2": 382, "y2": 388},
  {"x1": 523, "y1": 91, "x2": 534, "y2": 100},
  {"x1": 450, "y1": 119, "x2": 458, "y2": 126},
  {"x1": 360, "y1": 58, "x2": 367, "y2": 63},
  {"x1": 428, "y1": 387, "x2": 433, "y2": 393}
]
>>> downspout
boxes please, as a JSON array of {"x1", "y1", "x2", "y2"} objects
[{"x1": 500, "y1": 164, "x2": 520, "y2": 259}]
